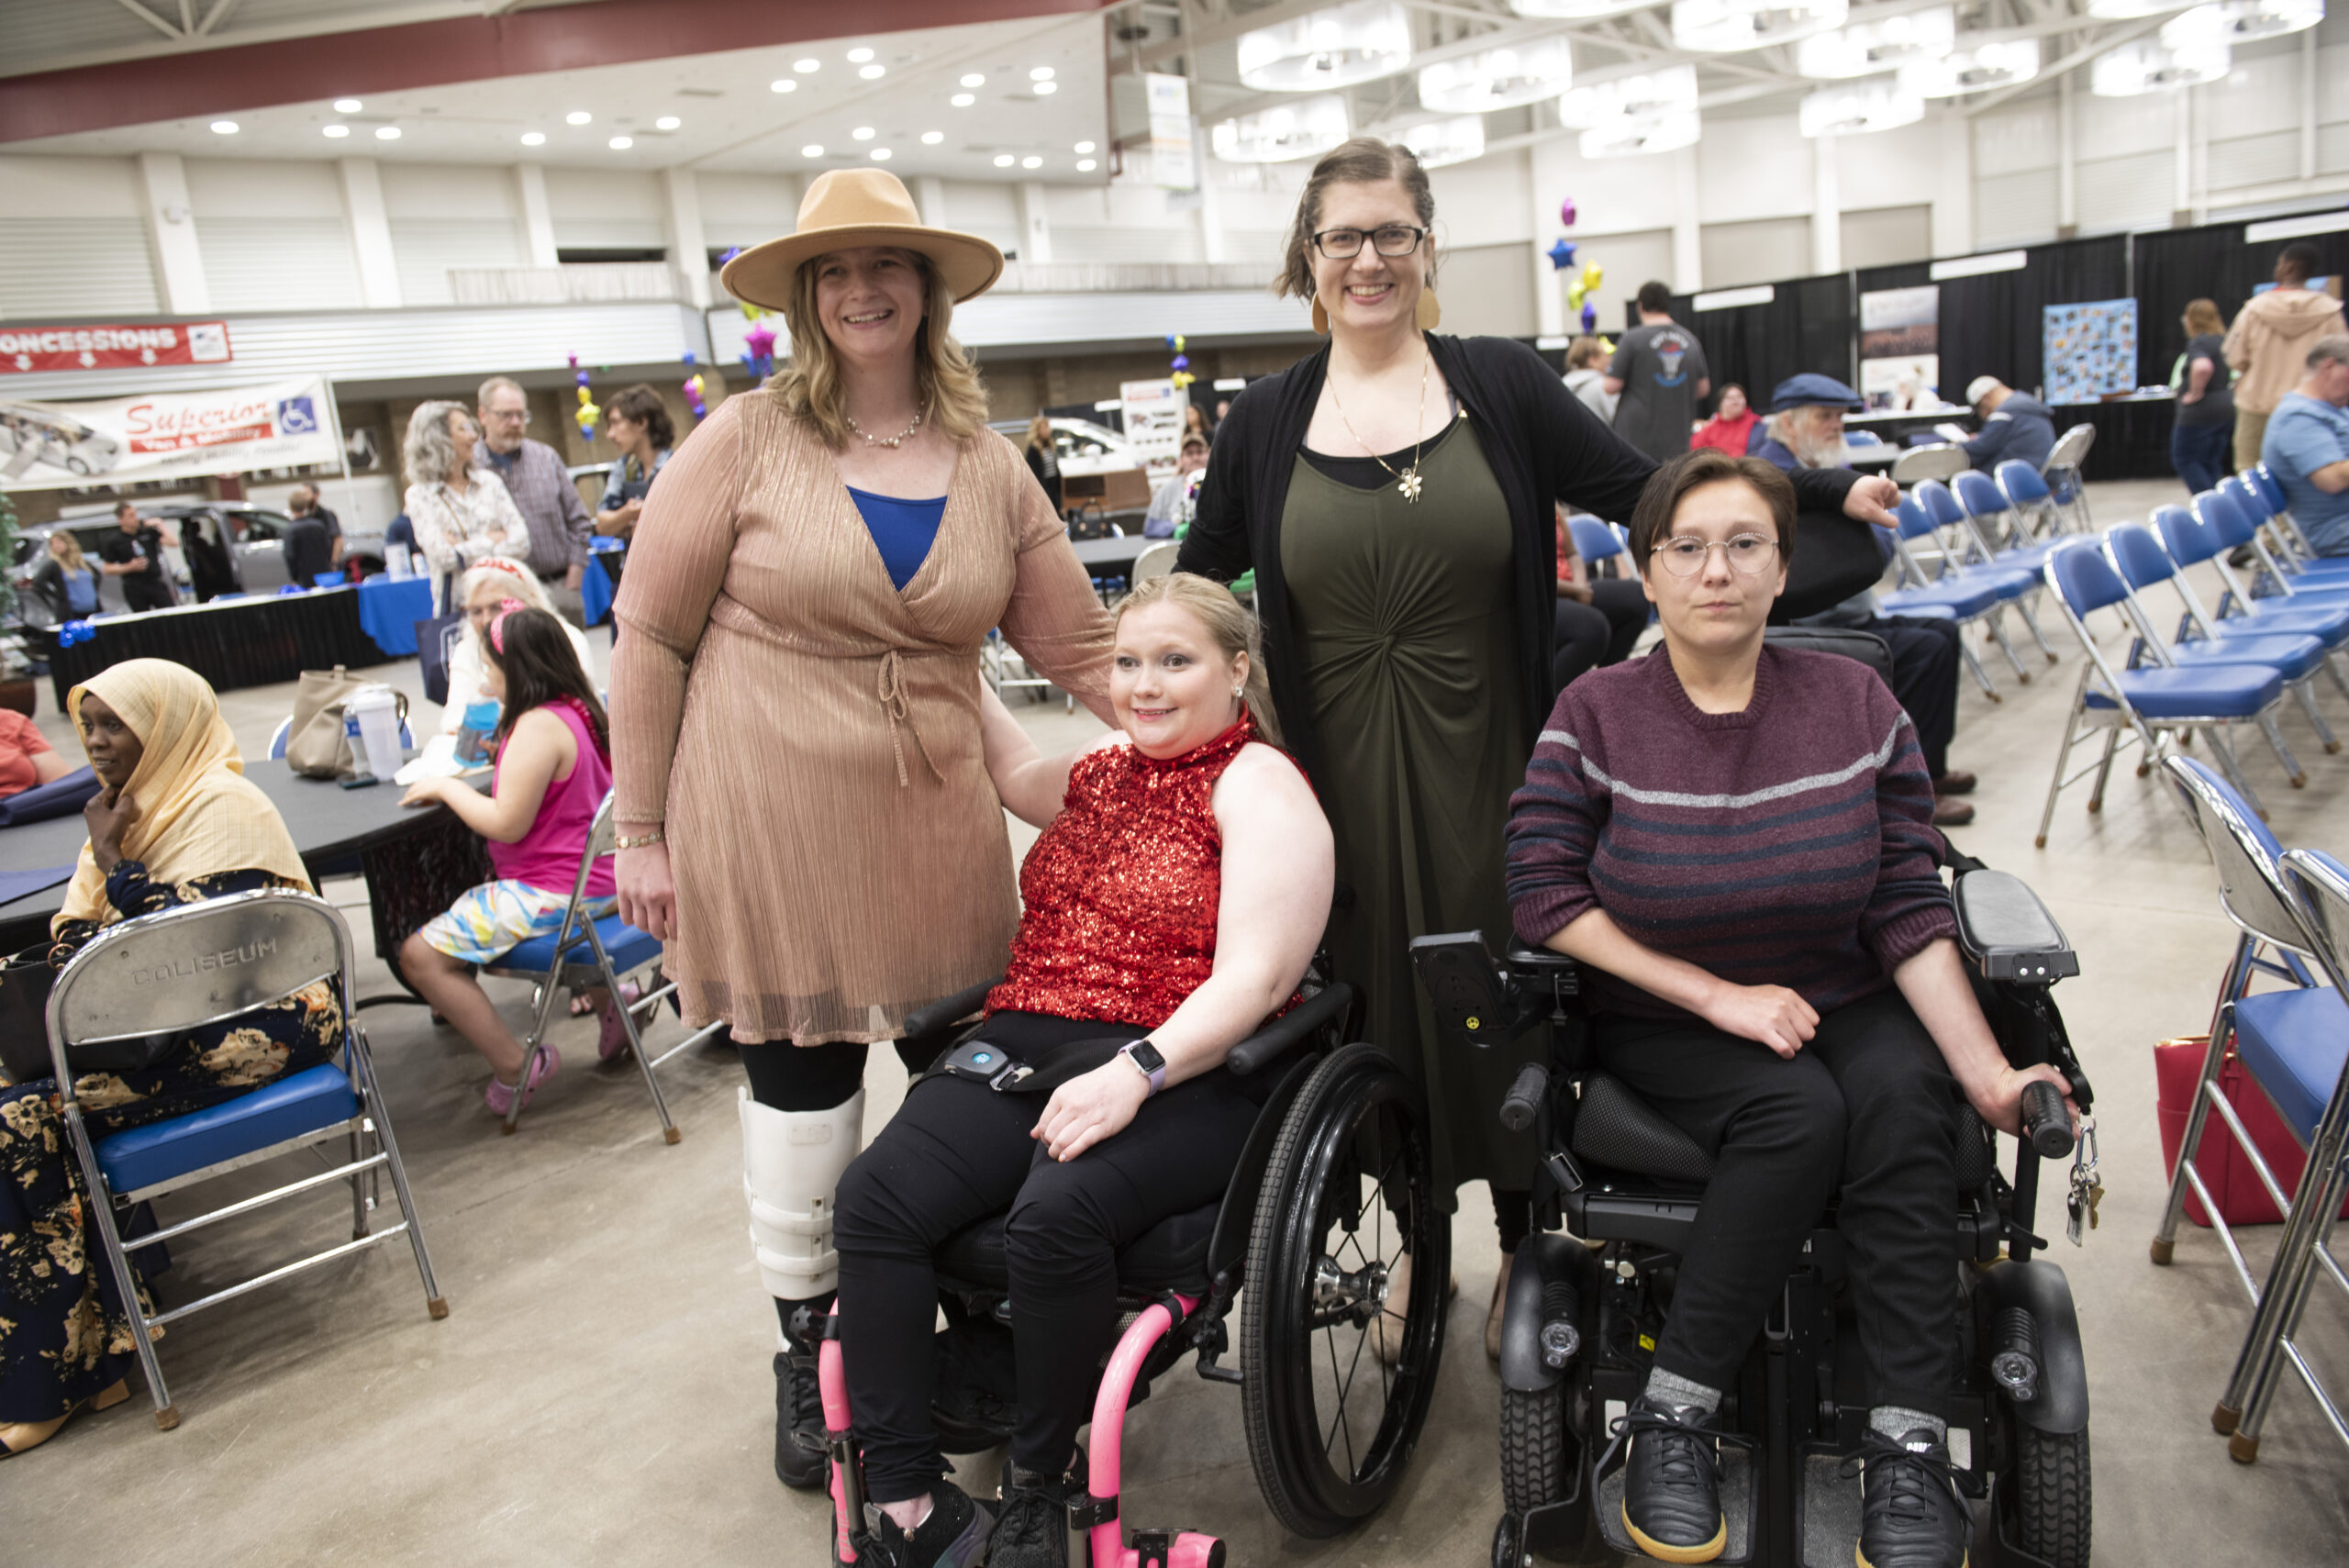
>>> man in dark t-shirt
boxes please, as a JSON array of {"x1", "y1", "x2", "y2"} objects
[
  {"x1": 97, "y1": 500, "x2": 176, "y2": 612},
  {"x1": 283, "y1": 513, "x2": 336, "y2": 585},
  {"x1": 1607, "y1": 281, "x2": 1712, "y2": 464}
]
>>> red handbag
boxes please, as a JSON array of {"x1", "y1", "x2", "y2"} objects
[{"x1": 2154, "y1": 1033, "x2": 2349, "y2": 1228}]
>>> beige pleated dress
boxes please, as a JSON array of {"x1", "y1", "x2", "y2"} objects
[{"x1": 609, "y1": 389, "x2": 1114, "y2": 1044}]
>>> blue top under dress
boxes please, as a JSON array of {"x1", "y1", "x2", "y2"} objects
[{"x1": 846, "y1": 486, "x2": 947, "y2": 592}]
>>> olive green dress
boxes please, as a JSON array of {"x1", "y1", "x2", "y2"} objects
[{"x1": 1280, "y1": 416, "x2": 1540, "y2": 1210}]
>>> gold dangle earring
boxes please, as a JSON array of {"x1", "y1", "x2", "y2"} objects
[
  {"x1": 1311, "y1": 295, "x2": 1330, "y2": 335},
  {"x1": 1415, "y1": 287, "x2": 1442, "y2": 331}
]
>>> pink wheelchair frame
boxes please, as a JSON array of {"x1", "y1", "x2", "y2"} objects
[{"x1": 818, "y1": 1298, "x2": 1227, "y2": 1567}]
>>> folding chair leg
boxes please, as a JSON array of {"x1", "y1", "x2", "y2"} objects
[
  {"x1": 2224, "y1": 1143, "x2": 2349, "y2": 1461},
  {"x1": 61, "y1": 1106, "x2": 178, "y2": 1428},
  {"x1": 1987, "y1": 610, "x2": 2032, "y2": 682},
  {"x1": 1960, "y1": 636, "x2": 2002, "y2": 701},
  {"x1": 349, "y1": 1125, "x2": 372, "y2": 1241},
  {"x1": 2254, "y1": 711, "x2": 2308, "y2": 789},
  {"x1": 2205, "y1": 729, "x2": 2267, "y2": 819},
  {"x1": 2087, "y1": 725, "x2": 2124, "y2": 813},
  {"x1": 2152, "y1": 946, "x2": 2253, "y2": 1264},
  {"x1": 2324, "y1": 651, "x2": 2349, "y2": 706},
  {"x1": 501, "y1": 975, "x2": 570, "y2": 1137},
  {"x1": 2291, "y1": 680, "x2": 2341, "y2": 753},
  {"x1": 2034, "y1": 680, "x2": 2089, "y2": 847},
  {"x1": 616, "y1": 980, "x2": 681, "y2": 1145},
  {"x1": 2015, "y1": 595, "x2": 2061, "y2": 663},
  {"x1": 354, "y1": 1033, "x2": 449, "y2": 1319}
]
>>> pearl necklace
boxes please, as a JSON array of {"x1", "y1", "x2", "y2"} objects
[{"x1": 845, "y1": 405, "x2": 926, "y2": 450}]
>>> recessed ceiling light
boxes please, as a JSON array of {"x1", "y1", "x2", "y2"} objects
[
  {"x1": 655, "y1": 116, "x2": 681, "y2": 130},
  {"x1": 566, "y1": 110, "x2": 592, "y2": 125},
  {"x1": 1022, "y1": 155, "x2": 1042, "y2": 168},
  {"x1": 519, "y1": 130, "x2": 545, "y2": 146},
  {"x1": 871, "y1": 148, "x2": 892, "y2": 161},
  {"x1": 609, "y1": 136, "x2": 633, "y2": 150},
  {"x1": 1077, "y1": 159, "x2": 1097, "y2": 172},
  {"x1": 322, "y1": 123, "x2": 351, "y2": 139},
  {"x1": 375, "y1": 126, "x2": 401, "y2": 139},
  {"x1": 795, "y1": 58, "x2": 820, "y2": 72},
  {"x1": 961, "y1": 72, "x2": 986, "y2": 87},
  {"x1": 770, "y1": 78, "x2": 796, "y2": 94},
  {"x1": 210, "y1": 119, "x2": 239, "y2": 134},
  {"x1": 332, "y1": 98, "x2": 362, "y2": 114},
  {"x1": 1032, "y1": 81, "x2": 1058, "y2": 95},
  {"x1": 852, "y1": 126, "x2": 875, "y2": 140},
  {"x1": 859, "y1": 64, "x2": 885, "y2": 80},
  {"x1": 921, "y1": 130, "x2": 944, "y2": 144},
  {"x1": 847, "y1": 47, "x2": 875, "y2": 62},
  {"x1": 1074, "y1": 139, "x2": 1096, "y2": 153},
  {"x1": 1030, "y1": 66, "x2": 1055, "y2": 81},
  {"x1": 993, "y1": 153, "x2": 1016, "y2": 167},
  {"x1": 802, "y1": 143, "x2": 825, "y2": 158},
  {"x1": 951, "y1": 93, "x2": 975, "y2": 107}
]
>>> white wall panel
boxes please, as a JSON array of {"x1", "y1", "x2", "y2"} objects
[
  {"x1": 200, "y1": 217, "x2": 363, "y2": 313},
  {"x1": 1697, "y1": 116, "x2": 1811, "y2": 224},
  {"x1": 1428, "y1": 147, "x2": 1532, "y2": 247},
  {"x1": 2076, "y1": 150, "x2": 2173, "y2": 235},
  {"x1": 1052, "y1": 225, "x2": 1207, "y2": 263},
  {"x1": 2320, "y1": 122, "x2": 2349, "y2": 175},
  {"x1": 2201, "y1": 54, "x2": 2303, "y2": 140},
  {"x1": 378, "y1": 161, "x2": 518, "y2": 221},
  {"x1": 2208, "y1": 132, "x2": 2302, "y2": 194},
  {"x1": 2076, "y1": 91, "x2": 2177, "y2": 161},
  {"x1": 1973, "y1": 168, "x2": 2058, "y2": 250},
  {"x1": 545, "y1": 167, "x2": 664, "y2": 250},
  {"x1": 0, "y1": 154, "x2": 144, "y2": 217},
  {"x1": 183, "y1": 157, "x2": 344, "y2": 219},
  {"x1": 696, "y1": 172, "x2": 799, "y2": 247},
  {"x1": 0, "y1": 218, "x2": 159, "y2": 317},
  {"x1": 1700, "y1": 216, "x2": 1812, "y2": 289},
  {"x1": 1840, "y1": 117, "x2": 1950, "y2": 212},
  {"x1": 1220, "y1": 231, "x2": 1289, "y2": 270},
  {"x1": 2316, "y1": 43, "x2": 2349, "y2": 125},
  {"x1": 1840, "y1": 205, "x2": 1932, "y2": 272},
  {"x1": 1974, "y1": 106, "x2": 2059, "y2": 177},
  {"x1": 941, "y1": 181, "x2": 1019, "y2": 235},
  {"x1": 388, "y1": 219, "x2": 527, "y2": 306}
]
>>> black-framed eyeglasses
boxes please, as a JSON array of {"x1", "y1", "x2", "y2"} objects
[
  {"x1": 1311, "y1": 225, "x2": 1430, "y2": 260},
  {"x1": 1653, "y1": 534, "x2": 1779, "y2": 577}
]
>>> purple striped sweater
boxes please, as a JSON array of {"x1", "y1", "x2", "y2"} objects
[{"x1": 1506, "y1": 645, "x2": 1956, "y2": 1021}]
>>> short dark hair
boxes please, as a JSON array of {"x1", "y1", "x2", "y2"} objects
[
  {"x1": 1637, "y1": 281, "x2": 1673, "y2": 314},
  {"x1": 2279, "y1": 242, "x2": 2321, "y2": 283},
  {"x1": 1626, "y1": 450, "x2": 1798, "y2": 574},
  {"x1": 1277, "y1": 137, "x2": 1436, "y2": 302},
  {"x1": 606, "y1": 383, "x2": 674, "y2": 450},
  {"x1": 114, "y1": 500, "x2": 137, "y2": 518}
]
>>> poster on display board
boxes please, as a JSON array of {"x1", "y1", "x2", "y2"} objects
[
  {"x1": 1119, "y1": 378, "x2": 1186, "y2": 475},
  {"x1": 0, "y1": 375, "x2": 342, "y2": 491},
  {"x1": 1857, "y1": 285, "x2": 1941, "y2": 410},
  {"x1": 2043, "y1": 298, "x2": 2138, "y2": 406}
]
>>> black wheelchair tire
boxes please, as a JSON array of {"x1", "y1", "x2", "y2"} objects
[
  {"x1": 1492, "y1": 1512, "x2": 1526, "y2": 1568},
  {"x1": 1241, "y1": 1041, "x2": 1449, "y2": 1539},
  {"x1": 1499, "y1": 1383, "x2": 1565, "y2": 1517},
  {"x1": 2014, "y1": 1422, "x2": 2091, "y2": 1568}
]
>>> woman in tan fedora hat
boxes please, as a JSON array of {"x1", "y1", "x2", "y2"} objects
[{"x1": 606, "y1": 167, "x2": 1114, "y2": 1490}]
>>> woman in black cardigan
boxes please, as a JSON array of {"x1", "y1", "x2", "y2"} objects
[{"x1": 1177, "y1": 137, "x2": 1898, "y2": 1360}]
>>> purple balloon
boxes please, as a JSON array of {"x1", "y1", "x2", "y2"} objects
[
  {"x1": 1580, "y1": 301, "x2": 1598, "y2": 332},
  {"x1": 1560, "y1": 197, "x2": 1577, "y2": 228}
]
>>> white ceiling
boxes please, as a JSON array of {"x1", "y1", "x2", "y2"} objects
[{"x1": 3, "y1": 10, "x2": 1115, "y2": 184}]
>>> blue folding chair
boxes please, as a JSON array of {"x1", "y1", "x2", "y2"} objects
[
  {"x1": 2034, "y1": 540, "x2": 2289, "y2": 846},
  {"x1": 1954, "y1": 468, "x2": 2048, "y2": 562},
  {"x1": 2042, "y1": 421, "x2": 2097, "y2": 531},
  {"x1": 481, "y1": 791, "x2": 728, "y2": 1140},
  {"x1": 1995, "y1": 458, "x2": 2068, "y2": 545},
  {"x1": 2194, "y1": 487, "x2": 2349, "y2": 617},
  {"x1": 44, "y1": 888, "x2": 446, "y2": 1429},
  {"x1": 2153, "y1": 506, "x2": 2349, "y2": 669},
  {"x1": 1925, "y1": 475, "x2": 2065, "y2": 662},
  {"x1": 2223, "y1": 473, "x2": 2349, "y2": 593},
  {"x1": 1566, "y1": 512, "x2": 1630, "y2": 575},
  {"x1": 2103, "y1": 524, "x2": 2342, "y2": 755},
  {"x1": 1879, "y1": 496, "x2": 2027, "y2": 697},
  {"x1": 2219, "y1": 845, "x2": 2349, "y2": 1464}
]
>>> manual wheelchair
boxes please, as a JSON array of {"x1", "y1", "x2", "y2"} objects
[
  {"x1": 809, "y1": 971, "x2": 1450, "y2": 1567},
  {"x1": 1411, "y1": 858, "x2": 2098, "y2": 1568}
]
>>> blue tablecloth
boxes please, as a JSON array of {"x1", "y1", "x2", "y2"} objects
[
  {"x1": 583, "y1": 553, "x2": 616, "y2": 627},
  {"x1": 354, "y1": 576, "x2": 436, "y2": 658}
]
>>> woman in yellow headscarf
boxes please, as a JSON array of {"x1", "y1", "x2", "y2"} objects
[{"x1": 0, "y1": 660, "x2": 339, "y2": 1458}]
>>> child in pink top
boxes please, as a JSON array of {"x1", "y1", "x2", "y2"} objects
[{"x1": 399, "y1": 603, "x2": 623, "y2": 1116}]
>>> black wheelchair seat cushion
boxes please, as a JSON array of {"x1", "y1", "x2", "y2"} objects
[{"x1": 934, "y1": 1198, "x2": 1220, "y2": 1296}]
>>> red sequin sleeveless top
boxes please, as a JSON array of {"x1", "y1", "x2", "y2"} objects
[{"x1": 985, "y1": 716, "x2": 1264, "y2": 1029}]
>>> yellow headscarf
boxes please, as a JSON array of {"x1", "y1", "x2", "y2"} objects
[{"x1": 55, "y1": 659, "x2": 312, "y2": 934}]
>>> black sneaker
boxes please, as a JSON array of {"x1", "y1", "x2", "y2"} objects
[
  {"x1": 1854, "y1": 1429, "x2": 1969, "y2": 1568},
  {"x1": 1611, "y1": 1395, "x2": 1727, "y2": 1563},
  {"x1": 990, "y1": 1450, "x2": 1086, "y2": 1568},
  {"x1": 866, "y1": 1480, "x2": 993, "y2": 1568},
  {"x1": 774, "y1": 1346, "x2": 827, "y2": 1490}
]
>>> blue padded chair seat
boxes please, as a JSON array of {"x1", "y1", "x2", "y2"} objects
[
  {"x1": 1966, "y1": 564, "x2": 2042, "y2": 597},
  {"x1": 2223, "y1": 604, "x2": 2349, "y2": 645},
  {"x1": 2083, "y1": 664, "x2": 2281, "y2": 719},
  {"x1": 2169, "y1": 633, "x2": 2332, "y2": 682},
  {"x1": 97, "y1": 1063, "x2": 357, "y2": 1193},
  {"x1": 1883, "y1": 580, "x2": 2007, "y2": 618},
  {"x1": 498, "y1": 913, "x2": 660, "y2": 977},
  {"x1": 2233, "y1": 985, "x2": 2349, "y2": 1146}
]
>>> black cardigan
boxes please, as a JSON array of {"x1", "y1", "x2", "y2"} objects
[{"x1": 1175, "y1": 334, "x2": 1863, "y2": 786}]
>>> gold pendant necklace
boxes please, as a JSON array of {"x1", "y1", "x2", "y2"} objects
[{"x1": 1326, "y1": 346, "x2": 1431, "y2": 504}]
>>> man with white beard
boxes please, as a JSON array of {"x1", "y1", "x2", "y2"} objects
[{"x1": 1757, "y1": 375, "x2": 1976, "y2": 828}]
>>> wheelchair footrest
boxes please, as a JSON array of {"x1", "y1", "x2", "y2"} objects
[
  {"x1": 1796, "y1": 1446, "x2": 1861, "y2": 1568},
  {"x1": 1595, "y1": 1444, "x2": 1758, "y2": 1563}
]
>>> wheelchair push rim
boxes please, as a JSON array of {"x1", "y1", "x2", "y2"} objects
[{"x1": 1241, "y1": 1040, "x2": 1449, "y2": 1539}]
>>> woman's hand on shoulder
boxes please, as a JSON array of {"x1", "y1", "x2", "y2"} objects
[{"x1": 1033, "y1": 1060, "x2": 1151, "y2": 1162}]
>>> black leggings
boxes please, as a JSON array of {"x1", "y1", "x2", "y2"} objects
[
  {"x1": 832, "y1": 1012, "x2": 1264, "y2": 1503},
  {"x1": 739, "y1": 1035, "x2": 932, "y2": 1113},
  {"x1": 1593, "y1": 989, "x2": 1960, "y2": 1417}
]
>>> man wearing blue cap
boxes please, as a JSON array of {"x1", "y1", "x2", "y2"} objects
[{"x1": 1756, "y1": 374, "x2": 1975, "y2": 827}]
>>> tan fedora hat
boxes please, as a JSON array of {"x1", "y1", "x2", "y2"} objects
[{"x1": 719, "y1": 168, "x2": 1004, "y2": 310}]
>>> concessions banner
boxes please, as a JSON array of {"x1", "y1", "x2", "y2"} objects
[
  {"x1": 0, "y1": 320, "x2": 231, "y2": 374},
  {"x1": 1, "y1": 375, "x2": 340, "y2": 491}
]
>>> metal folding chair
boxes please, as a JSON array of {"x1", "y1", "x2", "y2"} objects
[
  {"x1": 2042, "y1": 421, "x2": 2097, "y2": 532},
  {"x1": 1130, "y1": 540, "x2": 1180, "y2": 585},
  {"x1": 1878, "y1": 495, "x2": 2027, "y2": 698},
  {"x1": 2033, "y1": 540, "x2": 2291, "y2": 846},
  {"x1": 44, "y1": 888, "x2": 446, "y2": 1429},
  {"x1": 2153, "y1": 505, "x2": 2349, "y2": 673},
  {"x1": 482, "y1": 791, "x2": 727, "y2": 1140}
]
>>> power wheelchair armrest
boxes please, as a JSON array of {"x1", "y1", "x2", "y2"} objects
[
  {"x1": 901, "y1": 977, "x2": 1003, "y2": 1053},
  {"x1": 1952, "y1": 868, "x2": 2079, "y2": 985}
]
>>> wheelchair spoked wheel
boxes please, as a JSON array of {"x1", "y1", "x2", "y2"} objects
[{"x1": 1241, "y1": 1040, "x2": 1448, "y2": 1539}]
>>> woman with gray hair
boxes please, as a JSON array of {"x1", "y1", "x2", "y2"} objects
[{"x1": 402, "y1": 399, "x2": 529, "y2": 606}]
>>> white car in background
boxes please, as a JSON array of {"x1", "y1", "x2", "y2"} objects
[{"x1": 988, "y1": 417, "x2": 1144, "y2": 477}]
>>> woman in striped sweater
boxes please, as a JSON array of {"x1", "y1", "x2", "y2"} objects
[{"x1": 1504, "y1": 450, "x2": 2075, "y2": 1568}]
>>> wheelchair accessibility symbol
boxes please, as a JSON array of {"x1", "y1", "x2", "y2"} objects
[{"x1": 276, "y1": 396, "x2": 318, "y2": 435}]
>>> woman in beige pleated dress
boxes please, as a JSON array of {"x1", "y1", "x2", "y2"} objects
[{"x1": 607, "y1": 170, "x2": 1114, "y2": 1489}]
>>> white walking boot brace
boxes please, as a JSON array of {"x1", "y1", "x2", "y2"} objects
[{"x1": 740, "y1": 1087, "x2": 864, "y2": 1301}]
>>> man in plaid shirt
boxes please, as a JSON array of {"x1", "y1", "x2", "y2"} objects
[{"x1": 473, "y1": 374, "x2": 593, "y2": 626}]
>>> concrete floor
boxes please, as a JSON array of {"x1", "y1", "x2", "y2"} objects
[{"x1": 6, "y1": 477, "x2": 2349, "y2": 1565}]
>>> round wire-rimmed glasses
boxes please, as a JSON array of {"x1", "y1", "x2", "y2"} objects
[{"x1": 1652, "y1": 534, "x2": 1780, "y2": 577}]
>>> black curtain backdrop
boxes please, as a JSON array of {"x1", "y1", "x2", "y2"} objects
[
  {"x1": 1669, "y1": 272, "x2": 1856, "y2": 415},
  {"x1": 1855, "y1": 235, "x2": 2129, "y2": 407},
  {"x1": 2134, "y1": 219, "x2": 2349, "y2": 389}
]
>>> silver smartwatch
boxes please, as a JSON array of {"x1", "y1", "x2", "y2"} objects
[{"x1": 1118, "y1": 1039, "x2": 1167, "y2": 1096}]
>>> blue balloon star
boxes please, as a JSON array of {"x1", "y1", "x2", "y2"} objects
[{"x1": 1547, "y1": 238, "x2": 1578, "y2": 271}]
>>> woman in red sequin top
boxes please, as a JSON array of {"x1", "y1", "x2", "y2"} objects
[{"x1": 832, "y1": 575, "x2": 1333, "y2": 1562}]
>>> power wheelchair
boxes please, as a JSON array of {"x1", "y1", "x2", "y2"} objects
[
  {"x1": 809, "y1": 972, "x2": 1451, "y2": 1567},
  {"x1": 1411, "y1": 860, "x2": 2098, "y2": 1568}
]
